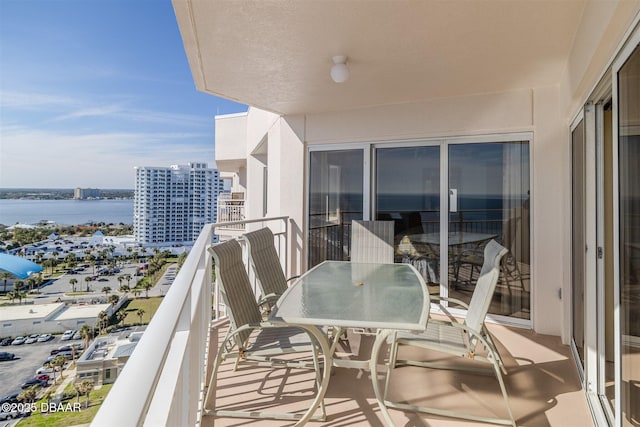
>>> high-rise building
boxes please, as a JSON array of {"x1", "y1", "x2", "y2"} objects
[
  {"x1": 133, "y1": 162, "x2": 223, "y2": 245},
  {"x1": 74, "y1": 188, "x2": 101, "y2": 199}
]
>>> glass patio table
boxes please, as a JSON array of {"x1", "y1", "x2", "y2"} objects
[{"x1": 269, "y1": 260, "x2": 430, "y2": 426}]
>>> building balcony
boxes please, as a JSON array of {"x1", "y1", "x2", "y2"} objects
[{"x1": 92, "y1": 218, "x2": 594, "y2": 427}]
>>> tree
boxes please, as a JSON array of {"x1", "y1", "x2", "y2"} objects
[
  {"x1": 18, "y1": 386, "x2": 38, "y2": 404},
  {"x1": 119, "y1": 283, "x2": 130, "y2": 296},
  {"x1": 98, "y1": 310, "x2": 109, "y2": 333},
  {"x1": 143, "y1": 281, "x2": 153, "y2": 298},
  {"x1": 102, "y1": 286, "x2": 112, "y2": 298},
  {"x1": 132, "y1": 288, "x2": 141, "y2": 298},
  {"x1": 108, "y1": 294, "x2": 119, "y2": 306},
  {"x1": 116, "y1": 310, "x2": 127, "y2": 327},
  {"x1": 69, "y1": 278, "x2": 78, "y2": 293},
  {"x1": 79, "y1": 324, "x2": 93, "y2": 349},
  {"x1": 74, "y1": 379, "x2": 94, "y2": 408},
  {"x1": 136, "y1": 308, "x2": 146, "y2": 324},
  {"x1": 84, "y1": 276, "x2": 92, "y2": 292},
  {"x1": 1, "y1": 271, "x2": 13, "y2": 293},
  {"x1": 51, "y1": 355, "x2": 66, "y2": 380}
]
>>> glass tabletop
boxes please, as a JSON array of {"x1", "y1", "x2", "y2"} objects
[{"x1": 269, "y1": 261, "x2": 429, "y2": 331}]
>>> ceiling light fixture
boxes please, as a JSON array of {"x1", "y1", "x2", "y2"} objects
[{"x1": 330, "y1": 55, "x2": 349, "y2": 83}]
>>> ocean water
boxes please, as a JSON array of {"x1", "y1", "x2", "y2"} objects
[{"x1": 0, "y1": 199, "x2": 134, "y2": 226}]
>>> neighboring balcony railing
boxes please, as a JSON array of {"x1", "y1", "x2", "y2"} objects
[
  {"x1": 216, "y1": 192, "x2": 246, "y2": 230},
  {"x1": 92, "y1": 216, "x2": 289, "y2": 427}
]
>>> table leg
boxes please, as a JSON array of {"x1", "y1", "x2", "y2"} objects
[
  {"x1": 292, "y1": 324, "x2": 333, "y2": 426},
  {"x1": 370, "y1": 329, "x2": 396, "y2": 427}
]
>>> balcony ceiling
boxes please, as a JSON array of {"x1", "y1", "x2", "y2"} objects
[{"x1": 173, "y1": 0, "x2": 586, "y2": 116}]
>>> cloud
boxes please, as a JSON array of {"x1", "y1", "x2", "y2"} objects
[{"x1": 0, "y1": 127, "x2": 214, "y2": 188}]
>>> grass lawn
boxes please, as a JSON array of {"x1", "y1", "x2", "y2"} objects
[
  {"x1": 18, "y1": 383, "x2": 113, "y2": 427},
  {"x1": 120, "y1": 296, "x2": 163, "y2": 325}
]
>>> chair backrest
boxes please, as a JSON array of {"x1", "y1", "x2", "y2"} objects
[
  {"x1": 242, "y1": 227, "x2": 288, "y2": 298},
  {"x1": 210, "y1": 239, "x2": 262, "y2": 347},
  {"x1": 350, "y1": 220, "x2": 394, "y2": 263},
  {"x1": 464, "y1": 240, "x2": 508, "y2": 344}
]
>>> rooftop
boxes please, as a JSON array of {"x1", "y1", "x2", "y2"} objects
[
  {"x1": 0, "y1": 302, "x2": 63, "y2": 322},
  {"x1": 54, "y1": 303, "x2": 111, "y2": 321}
]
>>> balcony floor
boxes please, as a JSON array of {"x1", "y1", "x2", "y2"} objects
[{"x1": 203, "y1": 320, "x2": 593, "y2": 427}]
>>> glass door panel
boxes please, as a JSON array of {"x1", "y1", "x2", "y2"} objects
[
  {"x1": 448, "y1": 142, "x2": 530, "y2": 318},
  {"x1": 618, "y1": 44, "x2": 640, "y2": 427},
  {"x1": 308, "y1": 150, "x2": 363, "y2": 267},
  {"x1": 375, "y1": 146, "x2": 440, "y2": 291},
  {"x1": 572, "y1": 119, "x2": 586, "y2": 369}
]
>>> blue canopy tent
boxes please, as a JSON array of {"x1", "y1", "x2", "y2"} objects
[{"x1": 0, "y1": 253, "x2": 44, "y2": 279}]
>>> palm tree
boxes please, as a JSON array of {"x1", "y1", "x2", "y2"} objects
[
  {"x1": 84, "y1": 276, "x2": 92, "y2": 292},
  {"x1": 132, "y1": 288, "x2": 142, "y2": 298},
  {"x1": 116, "y1": 310, "x2": 127, "y2": 327},
  {"x1": 0, "y1": 271, "x2": 13, "y2": 293},
  {"x1": 102, "y1": 286, "x2": 112, "y2": 298},
  {"x1": 108, "y1": 294, "x2": 119, "y2": 306},
  {"x1": 143, "y1": 281, "x2": 153, "y2": 298},
  {"x1": 51, "y1": 355, "x2": 66, "y2": 380},
  {"x1": 75, "y1": 379, "x2": 94, "y2": 408},
  {"x1": 79, "y1": 324, "x2": 93, "y2": 349},
  {"x1": 117, "y1": 275, "x2": 124, "y2": 289},
  {"x1": 98, "y1": 310, "x2": 109, "y2": 333},
  {"x1": 119, "y1": 283, "x2": 130, "y2": 296},
  {"x1": 136, "y1": 308, "x2": 146, "y2": 324},
  {"x1": 69, "y1": 278, "x2": 78, "y2": 293}
]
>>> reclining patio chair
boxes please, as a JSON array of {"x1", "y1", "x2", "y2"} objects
[
  {"x1": 241, "y1": 227, "x2": 297, "y2": 313},
  {"x1": 204, "y1": 239, "x2": 331, "y2": 424},
  {"x1": 384, "y1": 239, "x2": 515, "y2": 426},
  {"x1": 350, "y1": 220, "x2": 395, "y2": 264}
]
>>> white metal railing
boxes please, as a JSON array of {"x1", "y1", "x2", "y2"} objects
[
  {"x1": 216, "y1": 192, "x2": 246, "y2": 230},
  {"x1": 92, "y1": 216, "x2": 289, "y2": 427}
]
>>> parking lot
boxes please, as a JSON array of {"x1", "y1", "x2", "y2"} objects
[{"x1": 0, "y1": 335, "x2": 78, "y2": 401}]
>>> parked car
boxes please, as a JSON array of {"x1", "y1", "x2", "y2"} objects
[
  {"x1": 51, "y1": 344, "x2": 72, "y2": 355},
  {"x1": 72, "y1": 331, "x2": 82, "y2": 340},
  {"x1": 11, "y1": 336, "x2": 26, "y2": 345},
  {"x1": 34, "y1": 374, "x2": 50, "y2": 381},
  {"x1": 37, "y1": 333, "x2": 54, "y2": 342},
  {"x1": 0, "y1": 408, "x2": 19, "y2": 421},
  {"x1": 0, "y1": 392, "x2": 20, "y2": 405},
  {"x1": 60, "y1": 330, "x2": 75, "y2": 341},
  {"x1": 25, "y1": 334, "x2": 40, "y2": 344},
  {"x1": 21, "y1": 378, "x2": 47, "y2": 389},
  {"x1": 35, "y1": 366, "x2": 54, "y2": 375},
  {"x1": 0, "y1": 352, "x2": 15, "y2": 361},
  {"x1": 0, "y1": 338, "x2": 11, "y2": 346}
]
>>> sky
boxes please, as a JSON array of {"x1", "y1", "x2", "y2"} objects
[{"x1": 0, "y1": 0, "x2": 248, "y2": 189}]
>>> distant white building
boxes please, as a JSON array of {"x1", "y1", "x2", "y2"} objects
[
  {"x1": 133, "y1": 162, "x2": 223, "y2": 245},
  {"x1": 74, "y1": 188, "x2": 101, "y2": 200}
]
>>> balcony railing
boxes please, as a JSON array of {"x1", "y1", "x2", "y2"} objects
[
  {"x1": 92, "y1": 216, "x2": 289, "y2": 427},
  {"x1": 216, "y1": 192, "x2": 246, "y2": 230}
]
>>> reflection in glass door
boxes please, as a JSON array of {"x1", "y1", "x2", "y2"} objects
[
  {"x1": 617, "y1": 44, "x2": 640, "y2": 427},
  {"x1": 448, "y1": 143, "x2": 530, "y2": 318},
  {"x1": 308, "y1": 149, "x2": 364, "y2": 267},
  {"x1": 372, "y1": 140, "x2": 531, "y2": 319},
  {"x1": 375, "y1": 145, "x2": 440, "y2": 292}
]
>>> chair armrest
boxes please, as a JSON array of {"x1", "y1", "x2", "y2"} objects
[
  {"x1": 257, "y1": 293, "x2": 282, "y2": 307},
  {"x1": 286, "y1": 275, "x2": 300, "y2": 283},
  {"x1": 429, "y1": 295, "x2": 470, "y2": 310}
]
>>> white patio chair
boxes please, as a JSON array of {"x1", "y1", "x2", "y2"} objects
[
  {"x1": 350, "y1": 220, "x2": 394, "y2": 263},
  {"x1": 384, "y1": 239, "x2": 516, "y2": 426},
  {"x1": 242, "y1": 227, "x2": 297, "y2": 313},
  {"x1": 204, "y1": 239, "x2": 331, "y2": 424}
]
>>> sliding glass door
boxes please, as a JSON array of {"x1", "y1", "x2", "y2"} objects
[
  {"x1": 308, "y1": 149, "x2": 363, "y2": 266},
  {"x1": 617, "y1": 44, "x2": 640, "y2": 427},
  {"x1": 448, "y1": 142, "x2": 530, "y2": 318}
]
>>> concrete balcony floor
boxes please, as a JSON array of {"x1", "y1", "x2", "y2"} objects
[{"x1": 203, "y1": 320, "x2": 593, "y2": 427}]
